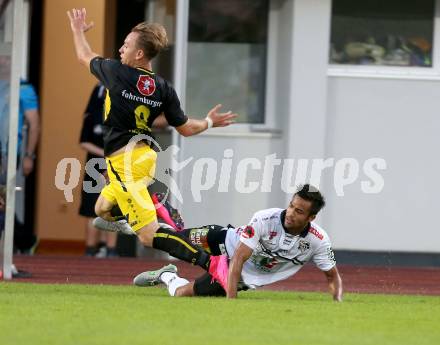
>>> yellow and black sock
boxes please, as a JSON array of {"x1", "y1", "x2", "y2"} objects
[{"x1": 152, "y1": 227, "x2": 210, "y2": 270}]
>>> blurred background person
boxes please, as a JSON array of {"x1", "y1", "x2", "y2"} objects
[
  {"x1": 0, "y1": 53, "x2": 40, "y2": 257},
  {"x1": 13, "y1": 78, "x2": 40, "y2": 255},
  {"x1": 79, "y1": 83, "x2": 118, "y2": 258},
  {"x1": 0, "y1": 55, "x2": 35, "y2": 276}
]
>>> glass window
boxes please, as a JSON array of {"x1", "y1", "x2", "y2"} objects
[
  {"x1": 330, "y1": 0, "x2": 435, "y2": 67},
  {"x1": 116, "y1": 0, "x2": 176, "y2": 81},
  {"x1": 186, "y1": 0, "x2": 269, "y2": 124}
]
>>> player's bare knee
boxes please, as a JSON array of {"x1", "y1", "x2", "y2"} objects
[
  {"x1": 137, "y1": 223, "x2": 159, "y2": 247},
  {"x1": 94, "y1": 202, "x2": 104, "y2": 218},
  {"x1": 137, "y1": 232, "x2": 153, "y2": 246},
  {"x1": 95, "y1": 195, "x2": 115, "y2": 220},
  {"x1": 94, "y1": 203, "x2": 110, "y2": 219}
]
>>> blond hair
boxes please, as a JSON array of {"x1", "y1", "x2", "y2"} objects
[{"x1": 131, "y1": 22, "x2": 168, "y2": 60}]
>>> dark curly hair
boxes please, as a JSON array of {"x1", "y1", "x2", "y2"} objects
[{"x1": 294, "y1": 184, "x2": 325, "y2": 215}]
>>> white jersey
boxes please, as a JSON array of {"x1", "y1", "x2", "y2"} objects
[{"x1": 224, "y1": 208, "x2": 336, "y2": 287}]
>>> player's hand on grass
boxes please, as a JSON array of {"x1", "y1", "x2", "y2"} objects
[
  {"x1": 206, "y1": 104, "x2": 237, "y2": 128},
  {"x1": 67, "y1": 8, "x2": 94, "y2": 33}
]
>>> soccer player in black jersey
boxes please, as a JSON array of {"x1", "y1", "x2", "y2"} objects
[{"x1": 67, "y1": 8, "x2": 236, "y2": 288}]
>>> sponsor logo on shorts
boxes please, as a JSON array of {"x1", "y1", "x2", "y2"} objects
[{"x1": 189, "y1": 228, "x2": 209, "y2": 246}]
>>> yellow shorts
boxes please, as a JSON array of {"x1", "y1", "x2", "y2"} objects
[{"x1": 101, "y1": 146, "x2": 157, "y2": 231}]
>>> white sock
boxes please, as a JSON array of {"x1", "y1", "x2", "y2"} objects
[
  {"x1": 160, "y1": 272, "x2": 178, "y2": 284},
  {"x1": 168, "y1": 277, "x2": 190, "y2": 297},
  {"x1": 161, "y1": 272, "x2": 189, "y2": 296}
]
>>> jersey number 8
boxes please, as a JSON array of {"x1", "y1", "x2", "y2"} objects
[{"x1": 134, "y1": 105, "x2": 150, "y2": 130}]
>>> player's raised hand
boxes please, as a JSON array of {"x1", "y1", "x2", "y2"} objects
[
  {"x1": 67, "y1": 8, "x2": 94, "y2": 33},
  {"x1": 206, "y1": 104, "x2": 238, "y2": 128}
]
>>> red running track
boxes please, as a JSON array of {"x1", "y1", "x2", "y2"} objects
[{"x1": 3, "y1": 255, "x2": 440, "y2": 296}]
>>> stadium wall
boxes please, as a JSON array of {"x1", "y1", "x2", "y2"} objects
[
  {"x1": 35, "y1": 0, "x2": 116, "y2": 242},
  {"x1": 325, "y1": 77, "x2": 440, "y2": 253},
  {"x1": 177, "y1": 0, "x2": 440, "y2": 255}
]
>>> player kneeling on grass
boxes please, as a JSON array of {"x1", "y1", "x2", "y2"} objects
[{"x1": 133, "y1": 184, "x2": 343, "y2": 301}]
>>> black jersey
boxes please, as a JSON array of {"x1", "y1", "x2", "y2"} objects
[{"x1": 90, "y1": 57, "x2": 188, "y2": 156}]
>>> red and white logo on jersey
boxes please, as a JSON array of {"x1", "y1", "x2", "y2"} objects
[
  {"x1": 309, "y1": 227, "x2": 323, "y2": 240},
  {"x1": 242, "y1": 226, "x2": 255, "y2": 239},
  {"x1": 137, "y1": 75, "x2": 156, "y2": 96}
]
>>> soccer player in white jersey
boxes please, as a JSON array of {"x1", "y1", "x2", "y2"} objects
[{"x1": 133, "y1": 185, "x2": 343, "y2": 301}]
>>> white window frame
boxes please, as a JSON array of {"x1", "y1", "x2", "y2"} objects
[
  {"x1": 328, "y1": 0, "x2": 440, "y2": 81},
  {"x1": 146, "y1": 0, "x2": 282, "y2": 135}
]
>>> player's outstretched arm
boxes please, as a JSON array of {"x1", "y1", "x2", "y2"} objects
[
  {"x1": 67, "y1": 8, "x2": 98, "y2": 68},
  {"x1": 175, "y1": 104, "x2": 237, "y2": 137},
  {"x1": 323, "y1": 266, "x2": 343, "y2": 302},
  {"x1": 227, "y1": 242, "x2": 252, "y2": 299}
]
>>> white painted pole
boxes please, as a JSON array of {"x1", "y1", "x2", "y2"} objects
[
  {"x1": 170, "y1": 0, "x2": 189, "y2": 209},
  {"x1": 3, "y1": 0, "x2": 24, "y2": 280}
]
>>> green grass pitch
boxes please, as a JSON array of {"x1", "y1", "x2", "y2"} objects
[{"x1": 0, "y1": 283, "x2": 439, "y2": 345}]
